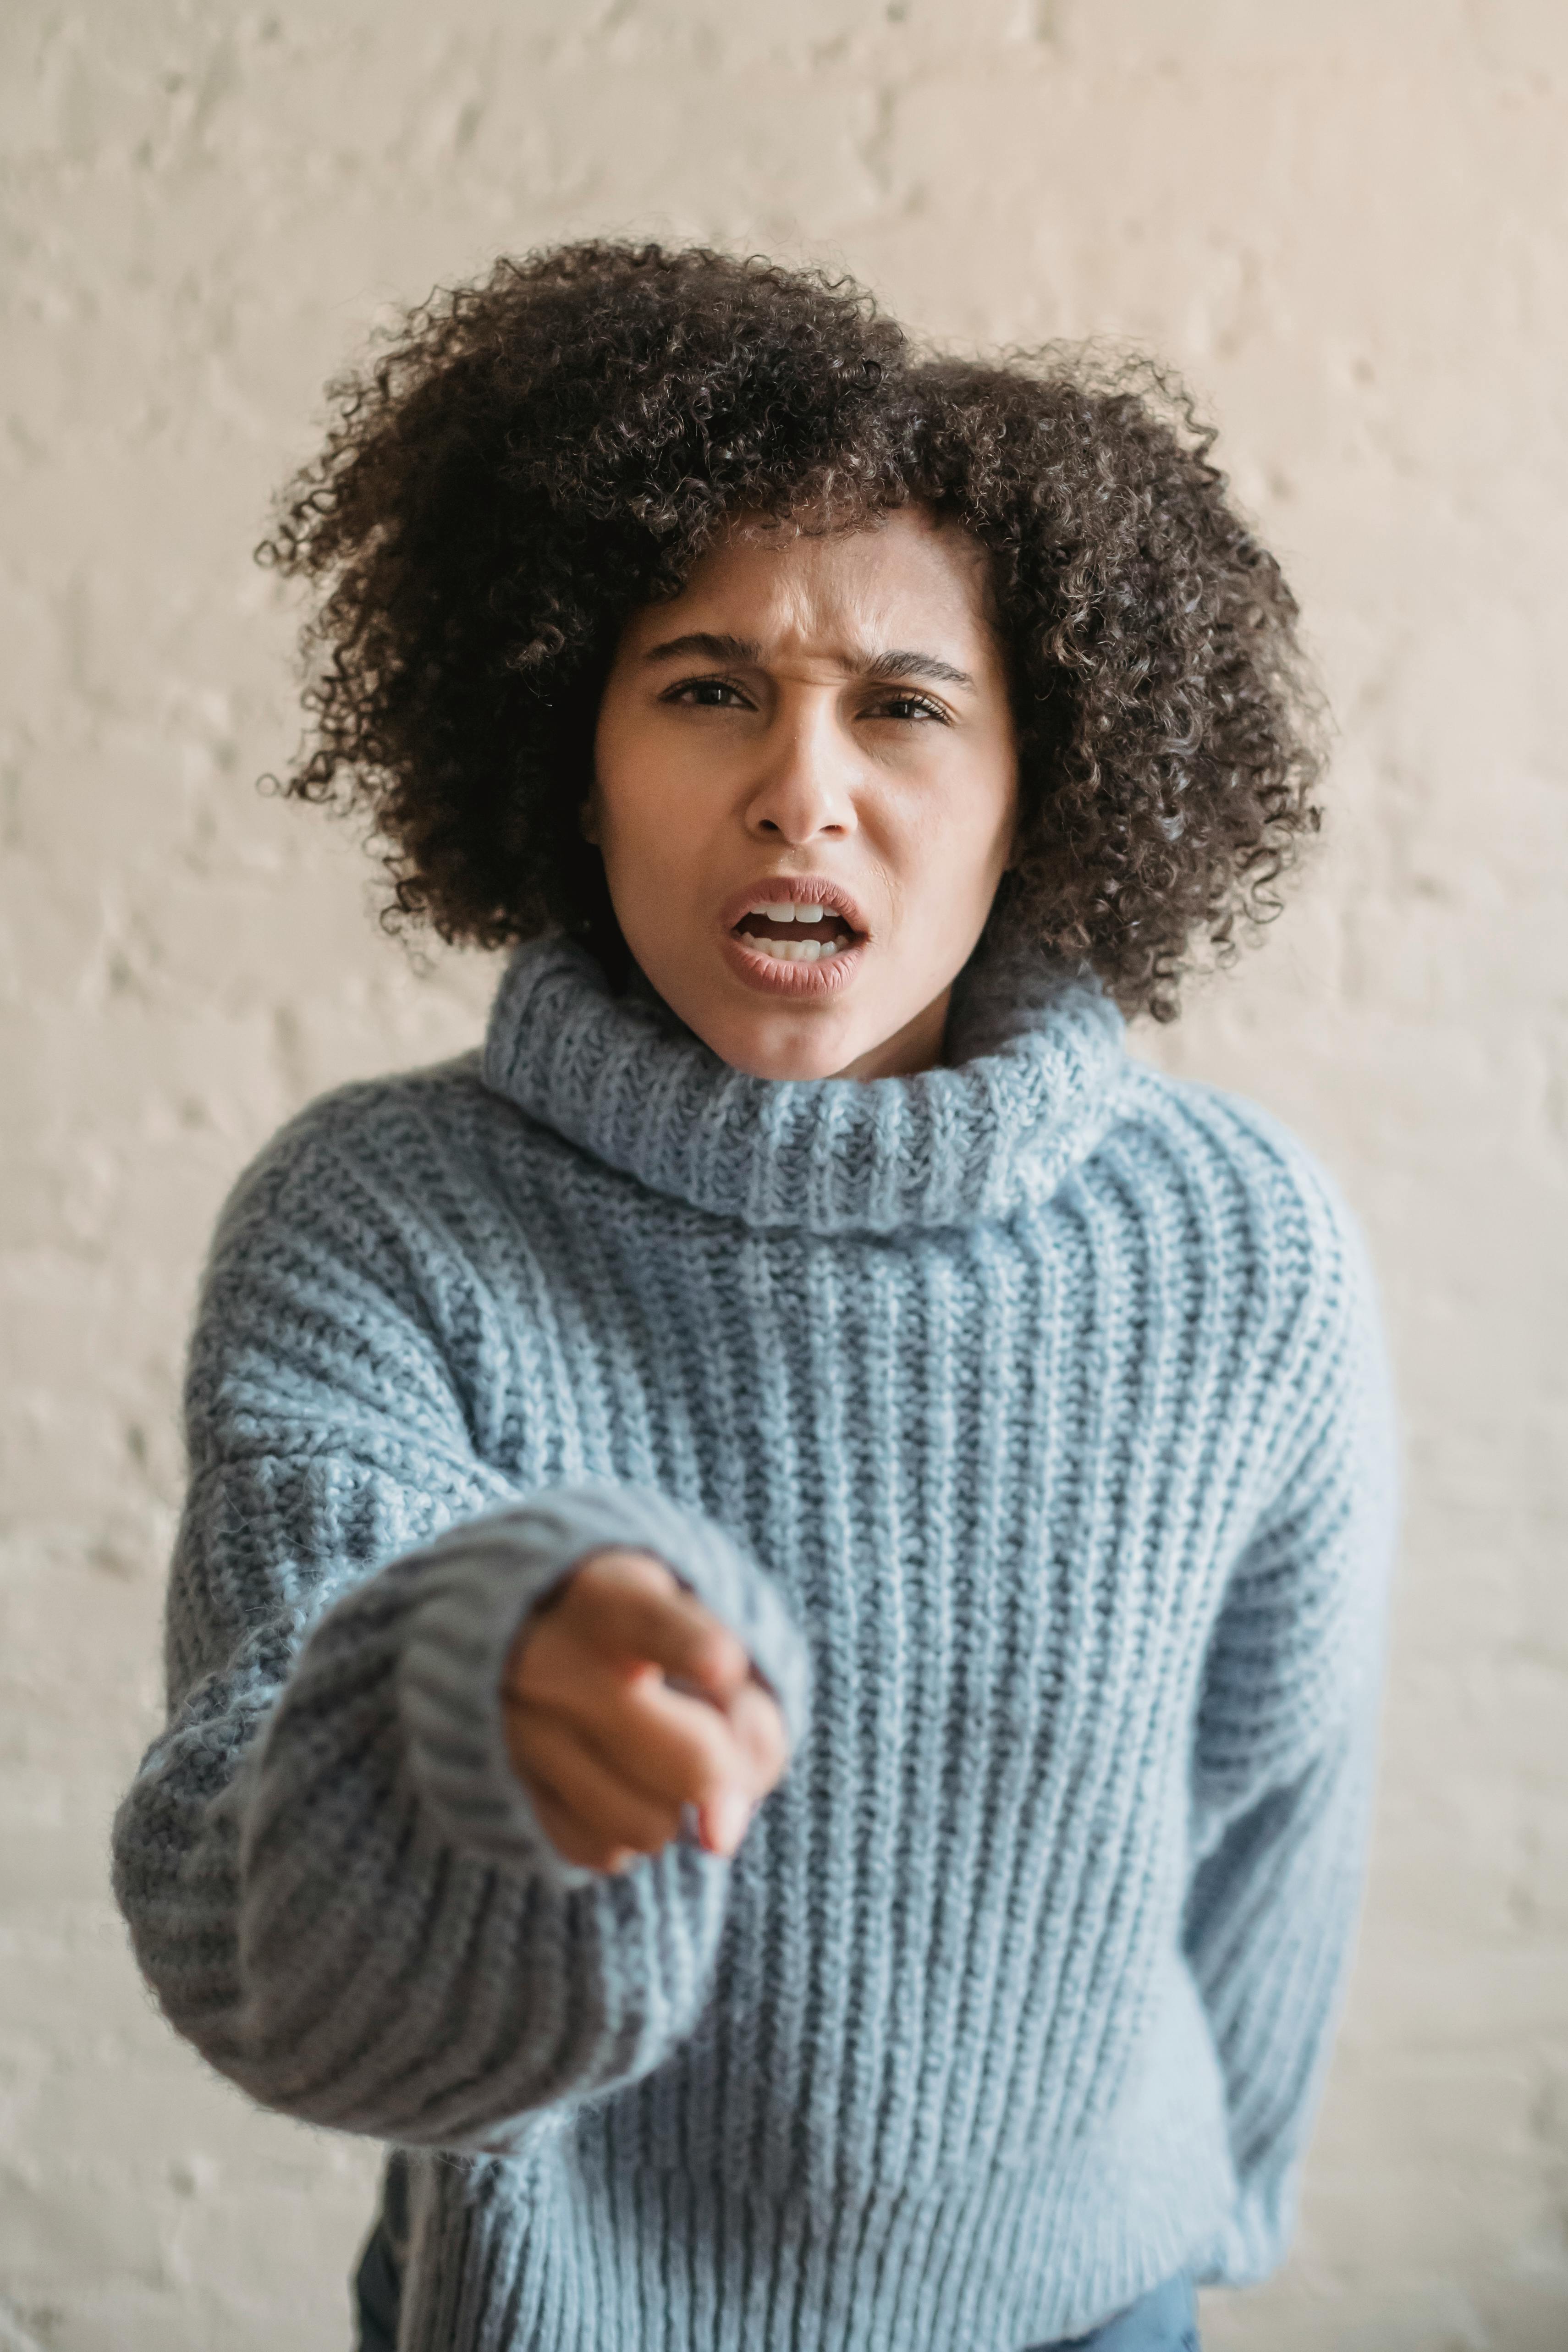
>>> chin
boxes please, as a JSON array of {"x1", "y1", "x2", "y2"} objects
[
  {"x1": 695, "y1": 1007, "x2": 869, "y2": 1083},
  {"x1": 717, "y1": 1034, "x2": 861, "y2": 1084}
]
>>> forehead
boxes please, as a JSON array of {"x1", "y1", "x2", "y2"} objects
[{"x1": 621, "y1": 505, "x2": 998, "y2": 661}]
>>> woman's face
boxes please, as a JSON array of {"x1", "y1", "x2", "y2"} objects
[{"x1": 588, "y1": 504, "x2": 1019, "y2": 1081}]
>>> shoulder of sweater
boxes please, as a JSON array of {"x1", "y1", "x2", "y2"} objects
[
  {"x1": 1108, "y1": 1061, "x2": 1382, "y2": 1344},
  {"x1": 1113, "y1": 1061, "x2": 1361, "y2": 1228},
  {"x1": 185, "y1": 1054, "x2": 522, "y2": 1432},
  {"x1": 220, "y1": 1049, "x2": 517, "y2": 1205},
  {"x1": 1109, "y1": 1069, "x2": 1394, "y2": 1526},
  {"x1": 201, "y1": 1050, "x2": 520, "y2": 1282}
]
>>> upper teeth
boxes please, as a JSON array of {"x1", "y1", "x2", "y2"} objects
[{"x1": 749, "y1": 902, "x2": 829, "y2": 924}]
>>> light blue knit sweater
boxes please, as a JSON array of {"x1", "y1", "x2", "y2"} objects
[{"x1": 112, "y1": 933, "x2": 1397, "y2": 2352}]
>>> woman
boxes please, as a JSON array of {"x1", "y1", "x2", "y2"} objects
[{"x1": 112, "y1": 242, "x2": 1397, "y2": 2352}]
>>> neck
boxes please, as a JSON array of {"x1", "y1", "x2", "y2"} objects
[
  {"x1": 484, "y1": 934, "x2": 1129, "y2": 1239},
  {"x1": 830, "y1": 986, "x2": 952, "y2": 1082}
]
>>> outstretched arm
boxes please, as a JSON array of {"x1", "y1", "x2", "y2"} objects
[{"x1": 110, "y1": 1110, "x2": 808, "y2": 2153}]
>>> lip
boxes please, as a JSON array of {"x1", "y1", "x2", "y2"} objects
[
  {"x1": 719, "y1": 874, "x2": 872, "y2": 936},
  {"x1": 722, "y1": 930, "x2": 868, "y2": 997},
  {"x1": 719, "y1": 874, "x2": 872, "y2": 1001}
]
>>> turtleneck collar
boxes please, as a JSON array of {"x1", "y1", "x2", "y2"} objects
[{"x1": 480, "y1": 930, "x2": 1128, "y2": 1237}]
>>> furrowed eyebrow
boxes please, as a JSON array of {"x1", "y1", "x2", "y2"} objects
[
  {"x1": 642, "y1": 633, "x2": 764, "y2": 666},
  {"x1": 642, "y1": 633, "x2": 975, "y2": 689},
  {"x1": 862, "y1": 648, "x2": 976, "y2": 689}
]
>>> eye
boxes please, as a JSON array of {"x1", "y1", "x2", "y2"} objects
[
  {"x1": 661, "y1": 675, "x2": 753, "y2": 711},
  {"x1": 866, "y1": 692, "x2": 950, "y2": 725}
]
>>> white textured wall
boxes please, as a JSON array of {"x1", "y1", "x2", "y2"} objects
[{"x1": 3, "y1": 5, "x2": 1565, "y2": 2346}]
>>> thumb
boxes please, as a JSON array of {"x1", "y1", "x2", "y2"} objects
[{"x1": 697, "y1": 1783, "x2": 753, "y2": 1858}]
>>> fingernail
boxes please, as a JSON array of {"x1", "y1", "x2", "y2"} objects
[{"x1": 711, "y1": 1788, "x2": 748, "y2": 1855}]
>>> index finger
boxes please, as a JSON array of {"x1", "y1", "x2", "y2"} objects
[{"x1": 560, "y1": 1556, "x2": 754, "y2": 1704}]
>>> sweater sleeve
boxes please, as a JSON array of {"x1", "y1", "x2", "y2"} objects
[
  {"x1": 1183, "y1": 1192, "x2": 1399, "y2": 2286},
  {"x1": 109, "y1": 1100, "x2": 810, "y2": 2153}
]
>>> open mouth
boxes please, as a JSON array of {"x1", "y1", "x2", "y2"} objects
[{"x1": 731, "y1": 899, "x2": 860, "y2": 964}]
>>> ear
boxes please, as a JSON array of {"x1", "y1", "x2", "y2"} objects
[{"x1": 578, "y1": 795, "x2": 600, "y2": 848}]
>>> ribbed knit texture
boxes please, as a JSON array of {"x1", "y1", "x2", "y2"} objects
[{"x1": 112, "y1": 933, "x2": 1397, "y2": 2351}]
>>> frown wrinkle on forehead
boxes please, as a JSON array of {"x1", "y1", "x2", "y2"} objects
[{"x1": 640, "y1": 632, "x2": 978, "y2": 692}]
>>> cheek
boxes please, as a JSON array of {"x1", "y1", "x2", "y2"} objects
[
  {"x1": 590, "y1": 698, "x2": 636, "y2": 823},
  {"x1": 963, "y1": 740, "x2": 1020, "y2": 871},
  {"x1": 590, "y1": 713, "x2": 716, "y2": 944},
  {"x1": 900, "y1": 755, "x2": 1017, "y2": 923},
  {"x1": 592, "y1": 708, "x2": 671, "y2": 860}
]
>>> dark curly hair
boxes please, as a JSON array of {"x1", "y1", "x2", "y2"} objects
[{"x1": 259, "y1": 239, "x2": 1323, "y2": 1021}]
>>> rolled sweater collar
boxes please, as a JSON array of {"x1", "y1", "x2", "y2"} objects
[{"x1": 481, "y1": 930, "x2": 1128, "y2": 1237}]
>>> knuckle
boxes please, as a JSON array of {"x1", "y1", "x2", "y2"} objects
[
  {"x1": 684, "y1": 1761, "x2": 730, "y2": 1813},
  {"x1": 697, "y1": 1619, "x2": 747, "y2": 1675},
  {"x1": 594, "y1": 1547, "x2": 676, "y2": 1596},
  {"x1": 681, "y1": 1720, "x2": 736, "y2": 1798},
  {"x1": 589, "y1": 1768, "x2": 671, "y2": 1849},
  {"x1": 612, "y1": 1802, "x2": 670, "y2": 1856},
  {"x1": 563, "y1": 1813, "x2": 621, "y2": 1870}
]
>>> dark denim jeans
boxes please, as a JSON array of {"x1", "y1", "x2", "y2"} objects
[
  {"x1": 1023, "y1": 2269, "x2": 1200, "y2": 2348},
  {"x1": 352, "y1": 2159, "x2": 406, "y2": 2352},
  {"x1": 354, "y1": 2165, "x2": 1198, "y2": 2352}
]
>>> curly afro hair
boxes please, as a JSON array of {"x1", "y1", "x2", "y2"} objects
[{"x1": 260, "y1": 239, "x2": 1323, "y2": 1022}]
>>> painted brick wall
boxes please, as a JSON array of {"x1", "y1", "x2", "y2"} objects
[{"x1": 2, "y1": 5, "x2": 1564, "y2": 2346}]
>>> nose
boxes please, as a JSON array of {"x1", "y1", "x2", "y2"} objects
[{"x1": 742, "y1": 694, "x2": 858, "y2": 844}]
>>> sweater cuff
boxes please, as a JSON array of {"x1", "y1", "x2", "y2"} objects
[{"x1": 397, "y1": 1484, "x2": 811, "y2": 1892}]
